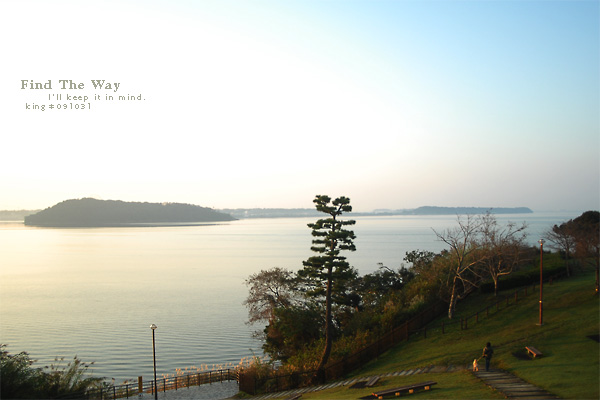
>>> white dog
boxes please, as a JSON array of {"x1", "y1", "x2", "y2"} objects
[{"x1": 473, "y1": 358, "x2": 479, "y2": 371}]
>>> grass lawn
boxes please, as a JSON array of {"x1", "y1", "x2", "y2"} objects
[{"x1": 251, "y1": 267, "x2": 599, "y2": 399}]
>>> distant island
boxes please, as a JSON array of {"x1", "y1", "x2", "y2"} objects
[
  {"x1": 220, "y1": 206, "x2": 533, "y2": 219},
  {"x1": 24, "y1": 198, "x2": 236, "y2": 227},
  {"x1": 6, "y1": 202, "x2": 533, "y2": 225}
]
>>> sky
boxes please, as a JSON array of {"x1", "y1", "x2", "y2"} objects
[{"x1": 1, "y1": 0, "x2": 598, "y2": 212}]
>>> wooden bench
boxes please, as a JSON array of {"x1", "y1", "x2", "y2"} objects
[
  {"x1": 525, "y1": 346, "x2": 543, "y2": 358},
  {"x1": 372, "y1": 381, "x2": 437, "y2": 399}
]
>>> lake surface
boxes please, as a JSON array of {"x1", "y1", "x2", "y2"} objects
[{"x1": 0, "y1": 212, "x2": 581, "y2": 382}]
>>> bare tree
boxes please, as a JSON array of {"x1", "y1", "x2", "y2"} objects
[
  {"x1": 479, "y1": 213, "x2": 528, "y2": 296},
  {"x1": 433, "y1": 214, "x2": 485, "y2": 319}
]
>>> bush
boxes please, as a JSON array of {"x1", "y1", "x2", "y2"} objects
[
  {"x1": 1, "y1": 345, "x2": 45, "y2": 399},
  {"x1": 0, "y1": 345, "x2": 103, "y2": 399}
]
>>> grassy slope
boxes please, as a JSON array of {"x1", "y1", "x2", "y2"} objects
[{"x1": 267, "y1": 268, "x2": 599, "y2": 399}]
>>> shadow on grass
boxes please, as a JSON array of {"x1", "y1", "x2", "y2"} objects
[{"x1": 512, "y1": 348, "x2": 534, "y2": 360}]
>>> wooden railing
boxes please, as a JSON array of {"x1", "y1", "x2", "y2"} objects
[
  {"x1": 409, "y1": 269, "x2": 569, "y2": 339},
  {"x1": 81, "y1": 368, "x2": 238, "y2": 399},
  {"x1": 239, "y1": 269, "x2": 570, "y2": 395}
]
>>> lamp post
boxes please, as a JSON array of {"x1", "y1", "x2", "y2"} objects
[
  {"x1": 150, "y1": 324, "x2": 158, "y2": 400},
  {"x1": 538, "y1": 239, "x2": 545, "y2": 326}
]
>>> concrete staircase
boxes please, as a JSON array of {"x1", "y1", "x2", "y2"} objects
[{"x1": 473, "y1": 369, "x2": 560, "y2": 399}]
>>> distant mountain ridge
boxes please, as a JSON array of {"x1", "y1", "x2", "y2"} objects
[{"x1": 24, "y1": 198, "x2": 236, "y2": 227}]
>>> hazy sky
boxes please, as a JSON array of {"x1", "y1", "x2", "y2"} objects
[{"x1": 1, "y1": 0, "x2": 598, "y2": 212}]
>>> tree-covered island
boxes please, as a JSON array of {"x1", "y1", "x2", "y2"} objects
[{"x1": 23, "y1": 198, "x2": 236, "y2": 227}]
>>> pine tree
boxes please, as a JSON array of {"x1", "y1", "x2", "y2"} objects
[{"x1": 298, "y1": 195, "x2": 356, "y2": 381}]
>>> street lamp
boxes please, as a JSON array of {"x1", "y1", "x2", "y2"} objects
[
  {"x1": 150, "y1": 324, "x2": 158, "y2": 400},
  {"x1": 538, "y1": 239, "x2": 545, "y2": 326}
]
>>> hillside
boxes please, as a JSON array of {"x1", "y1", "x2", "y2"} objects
[
  {"x1": 24, "y1": 198, "x2": 236, "y2": 227},
  {"x1": 285, "y1": 268, "x2": 599, "y2": 400}
]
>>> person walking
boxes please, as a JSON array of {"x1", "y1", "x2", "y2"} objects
[{"x1": 482, "y1": 342, "x2": 494, "y2": 371}]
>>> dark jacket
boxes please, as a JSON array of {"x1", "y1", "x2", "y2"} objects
[{"x1": 483, "y1": 346, "x2": 494, "y2": 359}]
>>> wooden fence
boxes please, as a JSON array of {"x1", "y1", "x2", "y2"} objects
[
  {"x1": 409, "y1": 270, "x2": 568, "y2": 339},
  {"x1": 79, "y1": 368, "x2": 237, "y2": 399},
  {"x1": 239, "y1": 270, "x2": 569, "y2": 395},
  {"x1": 238, "y1": 300, "x2": 447, "y2": 395}
]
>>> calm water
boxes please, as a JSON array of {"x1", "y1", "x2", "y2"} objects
[{"x1": 0, "y1": 212, "x2": 581, "y2": 382}]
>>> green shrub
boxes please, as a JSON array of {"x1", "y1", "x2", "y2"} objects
[
  {"x1": 0, "y1": 345, "x2": 103, "y2": 399},
  {"x1": 1, "y1": 345, "x2": 45, "y2": 399}
]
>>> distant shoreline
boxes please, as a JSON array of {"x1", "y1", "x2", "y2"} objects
[
  {"x1": 2, "y1": 221, "x2": 226, "y2": 228},
  {"x1": 221, "y1": 206, "x2": 534, "y2": 219},
  {"x1": 3, "y1": 205, "x2": 535, "y2": 224}
]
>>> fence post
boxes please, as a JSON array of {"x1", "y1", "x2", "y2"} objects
[{"x1": 138, "y1": 377, "x2": 143, "y2": 394}]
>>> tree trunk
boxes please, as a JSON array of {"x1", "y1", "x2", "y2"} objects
[
  {"x1": 493, "y1": 275, "x2": 499, "y2": 297},
  {"x1": 448, "y1": 276, "x2": 458, "y2": 319},
  {"x1": 315, "y1": 266, "x2": 333, "y2": 382},
  {"x1": 595, "y1": 260, "x2": 599, "y2": 294}
]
